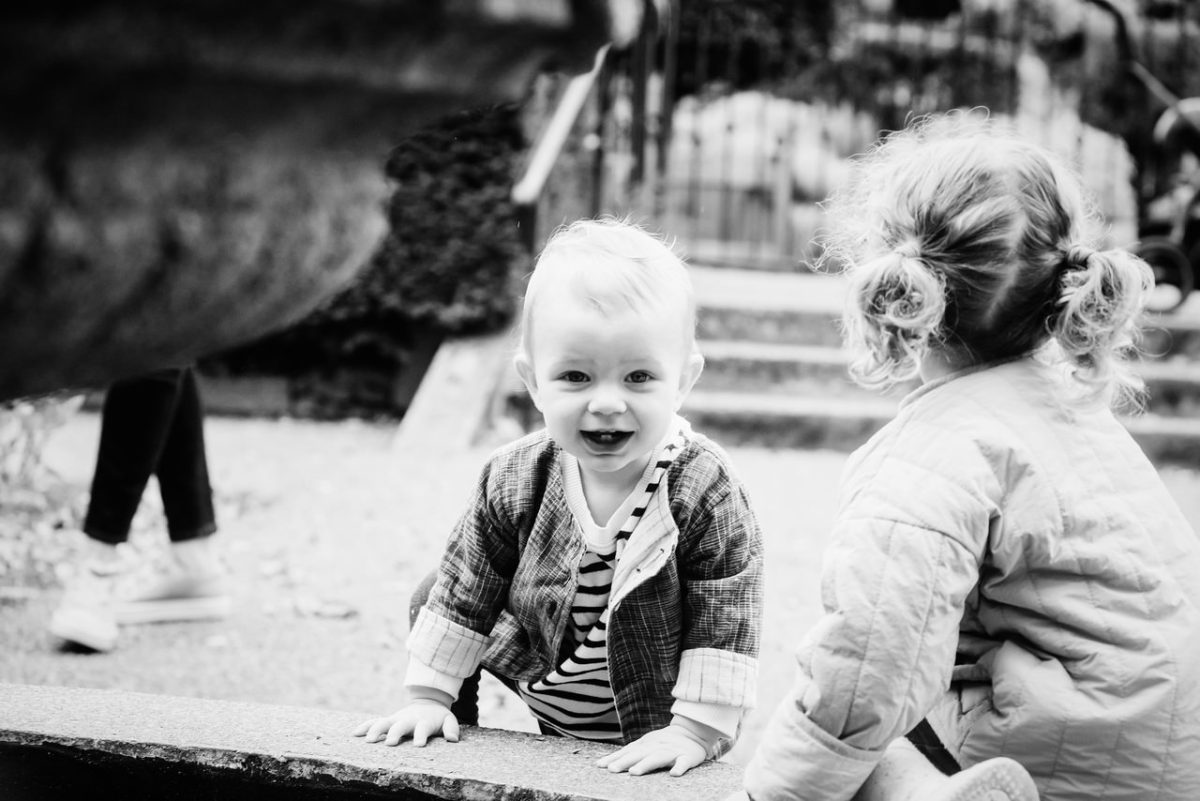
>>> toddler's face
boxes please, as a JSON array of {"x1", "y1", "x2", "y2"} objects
[{"x1": 517, "y1": 290, "x2": 701, "y2": 491}]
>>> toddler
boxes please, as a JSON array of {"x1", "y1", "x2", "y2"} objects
[
  {"x1": 739, "y1": 113, "x2": 1200, "y2": 801},
  {"x1": 356, "y1": 218, "x2": 764, "y2": 778}
]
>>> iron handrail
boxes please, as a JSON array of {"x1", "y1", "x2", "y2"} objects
[{"x1": 511, "y1": 45, "x2": 609, "y2": 207}]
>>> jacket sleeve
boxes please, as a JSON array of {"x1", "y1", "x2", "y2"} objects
[
  {"x1": 406, "y1": 452, "x2": 522, "y2": 679},
  {"x1": 744, "y1": 424, "x2": 999, "y2": 801},
  {"x1": 671, "y1": 451, "x2": 765, "y2": 715}
]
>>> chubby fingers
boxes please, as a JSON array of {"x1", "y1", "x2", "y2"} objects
[
  {"x1": 668, "y1": 749, "x2": 706, "y2": 777},
  {"x1": 597, "y1": 744, "x2": 671, "y2": 776},
  {"x1": 595, "y1": 746, "x2": 624, "y2": 770},
  {"x1": 392, "y1": 708, "x2": 459, "y2": 747},
  {"x1": 408, "y1": 717, "x2": 436, "y2": 747},
  {"x1": 354, "y1": 706, "x2": 460, "y2": 747},
  {"x1": 354, "y1": 716, "x2": 402, "y2": 743},
  {"x1": 629, "y1": 755, "x2": 675, "y2": 776},
  {"x1": 442, "y1": 714, "x2": 461, "y2": 743}
]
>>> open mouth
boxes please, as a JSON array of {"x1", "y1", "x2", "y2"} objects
[{"x1": 581, "y1": 430, "x2": 634, "y2": 449}]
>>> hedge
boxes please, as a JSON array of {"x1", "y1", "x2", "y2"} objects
[{"x1": 206, "y1": 103, "x2": 527, "y2": 414}]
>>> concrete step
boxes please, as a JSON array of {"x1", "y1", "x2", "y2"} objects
[
  {"x1": 695, "y1": 340, "x2": 903, "y2": 400},
  {"x1": 681, "y1": 390, "x2": 895, "y2": 451},
  {"x1": 692, "y1": 265, "x2": 845, "y2": 347},
  {"x1": 1122, "y1": 413, "x2": 1200, "y2": 465},
  {"x1": 503, "y1": 381, "x2": 1200, "y2": 464},
  {"x1": 493, "y1": 265, "x2": 1200, "y2": 465},
  {"x1": 698, "y1": 341, "x2": 1200, "y2": 417},
  {"x1": 697, "y1": 305, "x2": 844, "y2": 348},
  {"x1": 0, "y1": 684, "x2": 742, "y2": 801},
  {"x1": 1136, "y1": 359, "x2": 1200, "y2": 417},
  {"x1": 692, "y1": 265, "x2": 1200, "y2": 359},
  {"x1": 679, "y1": 389, "x2": 1200, "y2": 466},
  {"x1": 684, "y1": 240, "x2": 813, "y2": 272},
  {"x1": 1143, "y1": 316, "x2": 1200, "y2": 362}
]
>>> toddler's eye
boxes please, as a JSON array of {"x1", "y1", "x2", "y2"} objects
[
  {"x1": 560, "y1": 371, "x2": 589, "y2": 383},
  {"x1": 627, "y1": 371, "x2": 653, "y2": 384}
]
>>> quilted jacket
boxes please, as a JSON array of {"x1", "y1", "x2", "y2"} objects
[{"x1": 744, "y1": 356, "x2": 1200, "y2": 801}]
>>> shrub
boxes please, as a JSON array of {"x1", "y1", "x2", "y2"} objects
[
  {"x1": 331, "y1": 102, "x2": 528, "y2": 336},
  {"x1": 209, "y1": 103, "x2": 528, "y2": 413}
]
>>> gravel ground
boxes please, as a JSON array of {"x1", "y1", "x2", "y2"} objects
[{"x1": 4, "y1": 410, "x2": 1200, "y2": 766}]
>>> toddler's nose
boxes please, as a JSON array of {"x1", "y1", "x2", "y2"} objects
[{"x1": 587, "y1": 388, "x2": 627, "y2": 415}]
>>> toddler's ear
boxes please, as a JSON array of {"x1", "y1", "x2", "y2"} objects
[
  {"x1": 514, "y1": 354, "x2": 541, "y2": 410},
  {"x1": 675, "y1": 352, "x2": 705, "y2": 409}
]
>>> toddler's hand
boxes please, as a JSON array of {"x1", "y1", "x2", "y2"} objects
[
  {"x1": 352, "y1": 699, "x2": 460, "y2": 747},
  {"x1": 595, "y1": 723, "x2": 709, "y2": 777}
]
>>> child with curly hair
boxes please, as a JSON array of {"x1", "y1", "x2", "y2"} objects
[{"x1": 737, "y1": 113, "x2": 1200, "y2": 801}]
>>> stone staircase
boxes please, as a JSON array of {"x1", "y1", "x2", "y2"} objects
[
  {"x1": 681, "y1": 263, "x2": 1200, "y2": 466},
  {"x1": 498, "y1": 260, "x2": 1200, "y2": 465}
]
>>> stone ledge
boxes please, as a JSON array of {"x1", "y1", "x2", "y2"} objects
[{"x1": 0, "y1": 683, "x2": 743, "y2": 800}]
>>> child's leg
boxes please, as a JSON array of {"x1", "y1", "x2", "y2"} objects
[
  {"x1": 854, "y1": 738, "x2": 1039, "y2": 801},
  {"x1": 409, "y1": 570, "x2": 482, "y2": 725}
]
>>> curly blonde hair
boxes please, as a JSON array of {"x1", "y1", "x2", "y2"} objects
[{"x1": 822, "y1": 111, "x2": 1153, "y2": 408}]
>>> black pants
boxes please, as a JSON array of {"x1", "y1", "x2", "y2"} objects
[{"x1": 84, "y1": 366, "x2": 216, "y2": 545}]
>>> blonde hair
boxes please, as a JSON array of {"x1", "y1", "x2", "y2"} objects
[
  {"x1": 519, "y1": 217, "x2": 697, "y2": 355},
  {"x1": 823, "y1": 111, "x2": 1153, "y2": 408}
]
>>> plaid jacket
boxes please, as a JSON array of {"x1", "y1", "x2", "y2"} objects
[{"x1": 407, "y1": 424, "x2": 764, "y2": 745}]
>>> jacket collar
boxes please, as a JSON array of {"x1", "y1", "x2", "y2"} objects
[{"x1": 900, "y1": 352, "x2": 1035, "y2": 409}]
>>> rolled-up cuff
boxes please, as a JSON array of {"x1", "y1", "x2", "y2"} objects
[
  {"x1": 404, "y1": 655, "x2": 467, "y2": 700},
  {"x1": 743, "y1": 696, "x2": 880, "y2": 801},
  {"x1": 407, "y1": 606, "x2": 490, "y2": 679},
  {"x1": 673, "y1": 647, "x2": 758, "y2": 708},
  {"x1": 671, "y1": 699, "x2": 741, "y2": 739}
]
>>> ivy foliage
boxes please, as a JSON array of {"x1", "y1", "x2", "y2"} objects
[{"x1": 345, "y1": 102, "x2": 527, "y2": 334}]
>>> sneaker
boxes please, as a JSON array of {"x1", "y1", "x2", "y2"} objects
[
  {"x1": 110, "y1": 538, "x2": 231, "y2": 625},
  {"x1": 48, "y1": 601, "x2": 119, "y2": 652},
  {"x1": 48, "y1": 539, "x2": 123, "y2": 652},
  {"x1": 937, "y1": 757, "x2": 1040, "y2": 801}
]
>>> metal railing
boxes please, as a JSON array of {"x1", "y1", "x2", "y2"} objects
[
  {"x1": 511, "y1": 3, "x2": 670, "y2": 256},
  {"x1": 514, "y1": 2, "x2": 1199, "y2": 278}
]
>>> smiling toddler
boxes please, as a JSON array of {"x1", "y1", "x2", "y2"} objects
[{"x1": 355, "y1": 217, "x2": 764, "y2": 778}]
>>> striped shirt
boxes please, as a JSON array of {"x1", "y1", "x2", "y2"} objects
[{"x1": 517, "y1": 438, "x2": 681, "y2": 740}]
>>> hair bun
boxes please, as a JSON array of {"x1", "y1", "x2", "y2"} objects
[{"x1": 1065, "y1": 244, "x2": 1096, "y2": 271}]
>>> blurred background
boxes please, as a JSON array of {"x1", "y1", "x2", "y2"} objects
[
  {"x1": 2, "y1": 0, "x2": 1197, "y2": 420},
  {"x1": 3, "y1": 0, "x2": 1200, "y2": 770}
]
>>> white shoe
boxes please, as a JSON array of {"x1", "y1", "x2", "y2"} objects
[
  {"x1": 48, "y1": 538, "x2": 123, "y2": 652},
  {"x1": 48, "y1": 604, "x2": 119, "y2": 652},
  {"x1": 937, "y1": 757, "x2": 1039, "y2": 801},
  {"x1": 110, "y1": 538, "x2": 231, "y2": 625}
]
